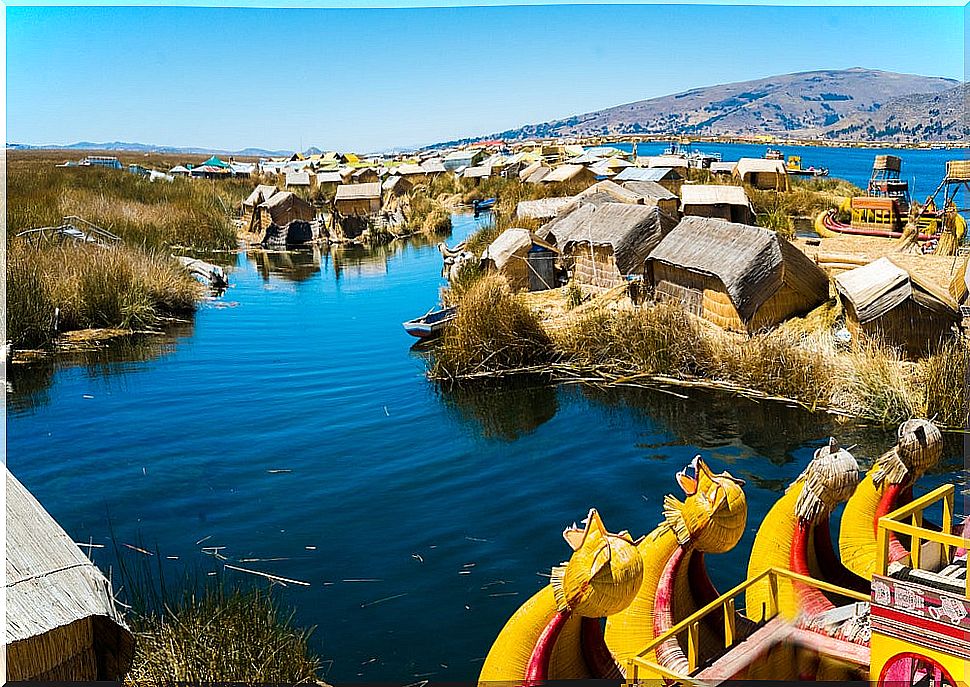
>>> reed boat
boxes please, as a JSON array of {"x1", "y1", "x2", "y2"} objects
[
  {"x1": 814, "y1": 155, "x2": 967, "y2": 245},
  {"x1": 786, "y1": 155, "x2": 828, "y2": 177},
  {"x1": 478, "y1": 419, "x2": 970, "y2": 685},
  {"x1": 402, "y1": 306, "x2": 457, "y2": 339}
]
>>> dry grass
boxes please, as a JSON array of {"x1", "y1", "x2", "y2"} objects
[
  {"x1": 431, "y1": 275, "x2": 555, "y2": 380},
  {"x1": 919, "y1": 339, "x2": 969, "y2": 428},
  {"x1": 126, "y1": 584, "x2": 322, "y2": 684},
  {"x1": 7, "y1": 240, "x2": 201, "y2": 348},
  {"x1": 7, "y1": 154, "x2": 246, "y2": 251}
]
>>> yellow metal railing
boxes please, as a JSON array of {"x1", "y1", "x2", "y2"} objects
[
  {"x1": 626, "y1": 567, "x2": 868, "y2": 684},
  {"x1": 876, "y1": 483, "x2": 969, "y2": 596}
]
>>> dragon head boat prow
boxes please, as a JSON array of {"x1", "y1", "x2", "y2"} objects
[
  {"x1": 553, "y1": 509, "x2": 645, "y2": 616},
  {"x1": 663, "y1": 455, "x2": 747, "y2": 553}
]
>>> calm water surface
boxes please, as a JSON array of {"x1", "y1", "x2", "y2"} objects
[{"x1": 7, "y1": 148, "x2": 968, "y2": 682}]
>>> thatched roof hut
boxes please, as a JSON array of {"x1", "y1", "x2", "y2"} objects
[
  {"x1": 285, "y1": 171, "x2": 313, "y2": 188},
  {"x1": 680, "y1": 184, "x2": 754, "y2": 224},
  {"x1": 383, "y1": 175, "x2": 412, "y2": 198},
  {"x1": 516, "y1": 197, "x2": 573, "y2": 221},
  {"x1": 555, "y1": 204, "x2": 673, "y2": 288},
  {"x1": 620, "y1": 180, "x2": 680, "y2": 217},
  {"x1": 647, "y1": 216, "x2": 829, "y2": 333},
  {"x1": 835, "y1": 257, "x2": 960, "y2": 356},
  {"x1": 6, "y1": 467, "x2": 133, "y2": 680},
  {"x1": 481, "y1": 228, "x2": 560, "y2": 291},
  {"x1": 334, "y1": 182, "x2": 382, "y2": 216},
  {"x1": 256, "y1": 191, "x2": 315, "y2": 232},
  {"x1": 420, "y1": 158, "x2": 447, "y2": 175},
  {"x1": 573, "y1": 180, "x2": 642, "y2": 205},
  {"x1": 243, "y1": 184, "x2": 279, "y2": 232},
  {"x1": 542, "y1": 164, "x2": 597, "y2": 186},
  {"x1": 733, "y1": 158, "x2": 789, "y2": 190}
]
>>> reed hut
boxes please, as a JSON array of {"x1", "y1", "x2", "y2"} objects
[
  {"x1": 516, "y1": 197, "x2": 573, "y2": 221},
  {"x1": 680, "y1": 184, "x2": 755, "y2": 224},
  {"x1": 383, "y1": 175, "x2": 412, "y2": 200},
  {"x1": 573, "y1": 180, "x2": 642, "y2": 205},
  {"x1": 352, "y1": 167, "x2": 380, "y2": 184},
  {"x1": 614, "y1": 166, "x2": 684, "y2": 194},
  {"x1": 6, "y1": 467, "x2": 134, "y2": 680},
  {"x1": 285, "y1": 170, "x2": 314, "y2": 189},
  {"x1": 334, "y1": 182, "x2": 382, "y2": 216},
  {"x1": 835, "y1": 257, "x2": 960, "y2": 356},
  {"x1": 646, "y1": 216, "x2": 829, "y2": 333},
  {"x1": 709, "y1": 161, "x2": 738, "y2": 176},
  {"x1": 316, "y1": 171, "x2": 344, "y2": 197},
  {"x1": 256, "y1": 191, "x2": 314, "y2": 233},
  {"x1": 462, "y1": 165, "x2": 492, "y2": 184},
  {"x1": 420, "y1": 158, "x2": 447, "y2": 177},
  {"x1": 733, "y1": 158, "x2": 790, "y2": 190},
  {"x1": 542, "y1": 164, "x2": 597, "y2": 187},
  {"x1": 443, "y1": 149, "x2": 485, "y2": 171},
  {"x1": 556, "y1": 204, "x2": 674, "y2": 288},
  {"x1": 620, "y1": 180, "x2": 680, "y2": 217},
  {"x1": 481, "y1": 228, "x2": 560, "y2": 291},
  {"x1": 242, "y1": 184, "x2": 279, "y2": 232},
  {"x1": 395, "y1": 163, "x2": 428, "y2": 184}
]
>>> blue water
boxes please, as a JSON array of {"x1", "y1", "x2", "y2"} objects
[
  {"x1": 614, "y1": 141, "x2": 969, "y2": 201},
  {"x1": 6, "y1": 149, "x2": 967, "y2": 682}
]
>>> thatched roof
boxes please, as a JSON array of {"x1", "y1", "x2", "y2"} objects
[
  {"x1": 555, "y1": 203, "x2": 673, "y2": 275},
  {"x1": 543, "y1": 164, "x2": 588, "y2": 183},
  {"x1": 285, "y1": 171, "x2": 311, "y2": 186},
  {"x1": 709, "y1": 161, "x2": 738, "y2": 174},
  {"x1": 835, "y1": 257, "x2": 960, "y2": 324},
  {"x1": 317, "y1": 171, "x2": 344, "y2": 184},
  {"x1": 6, "y1": 466, "x2": 133, "y2": 679},
  {"x1": 734, "y1": 158, "x2": 787, "y2": 176},
  {"x1": 395, "y1": 163, "x2": 425, "y2": 176},
  {"x1": 680, "y1": 184, "x2": 752, "y2": 208},
  {"x1": 644, "y1": 155, "x2": 689, "y2": 169},
  {"x1": 383, "y1": 175, "x2": 410, "y2": 192},
  {"x1": 462, "y1": 165, "x2": 492, "y2": 179},
  {"x1": 648, "y1": 216, "x2": 828, "y2": 322},
  {"x1": 574, "y1": 180, "x2": 642, "y2": 205},
  {"x1": 335, "y1": 182, "x2": 382, "y2": 200},
  {"x1": 538, "y1": 203, "x2": 595, "y2": 242},
  {"x1": 949, "y1": 256, "x2": 969, "y2": 304},
  {"x1": 519, "y1": 160, "x2": 545, "y2": 181},
  {"x1": 482, "y1": 228, "x2": 558, "y2": 269},
  {"x1": 244, "y1": 184, "x2": 278, "y2": 208},
  {"x1": 619, "y1": 180, "x2": 677, "y2": 202},
  {"x1": 516, "y1": 197, "x2": 573, "y2": 220},
  {"x1": 614, "y1": 167, "x2": 682, "y2": 182},
  {"x1": 420, "y1": 159, "x2": 447, "y2": 174},
  {"x1": 524, "y1": 166, "x2": 552, "y2": 184}
]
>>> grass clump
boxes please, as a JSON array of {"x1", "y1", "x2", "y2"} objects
[
  {"x1": 919, "y1": 339, "x2": 969, "y2": 428},
  {"x1": 725, "y1": 332, "x2": 832, "y2": 406},
  {"x1": 126, "y1": 583, "x2": 322, "y2": 684},
  {"x1": 838, "y1": 341, "x2": 919, "y2": 425},
  {"x1": 556, "y1": 303, "x2": 719, "y2": 378},
  {"x1": 406, "y1": 190, "x2": 452, "y2": 235},
  {"x1": 431, "y1": 274, "x2": 555, "y2": 379},
  {"x1": 7, "y1": 240, "x2": 201, "y2": 348}
]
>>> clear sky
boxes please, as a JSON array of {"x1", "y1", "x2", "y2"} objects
[{"x1": 6, "y1": 3, "x2": 964, "y2": 152}]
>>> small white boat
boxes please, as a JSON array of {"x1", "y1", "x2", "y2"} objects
[{"x1": 402, "y1": 306, "x2": 458, "y2": 339}]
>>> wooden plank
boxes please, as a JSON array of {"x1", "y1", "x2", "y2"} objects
[{"x1": 694, "y1": 618, "x2": 792, "y2": 682}]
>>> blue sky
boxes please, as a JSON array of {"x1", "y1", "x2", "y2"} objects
[{"x1": 6, "y1": 4, "x2": 965, "y2": 152}]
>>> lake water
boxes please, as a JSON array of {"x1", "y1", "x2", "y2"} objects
[
  {"x1": 6, "y1": 147, "x2": 968, "y2": 682},
  {"x1": 615, "y1": 141, "x2": 969, "y2": 201}
]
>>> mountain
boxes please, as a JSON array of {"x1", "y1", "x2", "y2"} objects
[
  {"x1": 447, "y1": 68, "x2": 959, "y2": 144},
  {"x1": 819, "y1": 82, "x2": 969, "y2": 142},
  {"x1": 6, "y1": 140, "x2": 296, "y2": 157}
]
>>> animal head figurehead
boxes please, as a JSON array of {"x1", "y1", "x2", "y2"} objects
[
  {"x1": 872, "y1": 419, "x2": 942, "y2": 488},
  {"x1": 662, "y1": 456, "x2": 746, "y2": 553},
  {"x1": 551, "y1": 509, "x2": 643, "y2": 617},
  {"x1": 794, "y1": 437, "x2": 860, "y2": 524}
]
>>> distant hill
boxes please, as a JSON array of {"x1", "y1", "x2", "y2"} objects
[
  {"x1": 819, "y1": 82, "x2": 969, "y2": 142},
  {"x1": 441, "y1": 68, "x2": 960, "y2": 145},
  {"x1": 6, "y1": 141, "x2": 297, "y2": 158}
]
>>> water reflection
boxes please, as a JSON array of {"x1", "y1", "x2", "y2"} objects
[
  {"x1": 250, "y1": 246, "x2": 323, "y2": 282},
  {"x1": 439, "y1": 383, "x2": 558, "y2": 441},
  {"x1": 7, "y1": 322, "x2": 195, "y2": 414}
]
